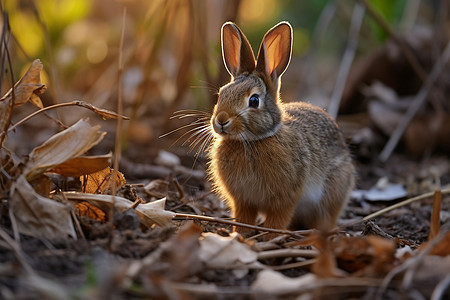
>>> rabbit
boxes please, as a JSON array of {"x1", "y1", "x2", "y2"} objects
[{"x1": 206, "y1": 21, "x2": 355, "y2": 236}]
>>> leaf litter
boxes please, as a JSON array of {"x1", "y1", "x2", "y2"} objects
[{"x1": 1, "y1": 40, "x2": 450, "y2": 300}]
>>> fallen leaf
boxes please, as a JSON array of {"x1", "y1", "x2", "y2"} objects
[
  {"x1": 23, "y1": 119, "x2": 106, "y2": 181},
  {"x1": 10, "y1": 175, "x2": 76, "y2": 239},
  {"x1": 63, "y1": 192, "x2": 175, "y2": 227},
  {"x1": 76, "y1": 201, "x2": 106, "y2": 222},
  {"x1": 0, "y1": 59, "x2": 46, "y2": 107},
  {"x1": 80, "y1": 167, "x2": 125, "y2": 194},
  {"x1": 49, "y1": 153, "x2": 112, "y2": 177},
  {"x1": 165, "y1": 221, "x2": 203, "y2": 280},
  {"x1": 198, "y1": 232, "x2": 261, "y2": 269},
  {"x1": 144, "y1": 179, "x2": 169, "y2": 198},
  {"x1": 252, "y1": 269, "x2": 317, "y2": 292}
]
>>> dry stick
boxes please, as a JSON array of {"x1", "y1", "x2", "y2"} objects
[
  {"x1": 431, "y1": 274, "x2": 450, "y2": 300},
  {"x1": 174, "y1": 212, "x2": 315, "y2": 238},
  {"x1": 328, "y1": 1, "x2": 365, "y2": 119},
  {"x1": 5, "y1": 101, "x2": 128, "y2": 133},
  {"x1": 0, "y1": 15, "x2": 15, "y2": 147},
  {"x1": 108, "y1": 8, "x2": 127, "y2": 240},
  {"x1": 363, "y1": 188, "x2": 450, "y2": 222},
  {"x1": 30, "y1": 1, "x2": 62, "y2": 122},
  {"x1": 271, "y1": 258, "x2": 317, "y2": 271},
  {"x1": 429, "y1": 190, "x2": 442, "y2": 240},
  {"x1": 257, "y1": 248, "x2": 318, "y2": 260},
  {"x1": 0, "y1": 227, "x2": 34, "y2": 275},
  {"x1": 379, "y1": 39, "x2": 450, "y2": 161}
]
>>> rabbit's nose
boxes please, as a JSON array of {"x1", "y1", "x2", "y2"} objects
[{"x1": 214, "y1": 112, "x2": 231, "y2": 133}]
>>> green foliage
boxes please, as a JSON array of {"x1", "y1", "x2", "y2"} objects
[{"x1": 368, "y1": 0, "x2": 407, "y2": 41}]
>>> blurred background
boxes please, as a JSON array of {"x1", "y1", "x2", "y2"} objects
[{"x1": 2, "y1": 0, "x2": 450, "y2": 184}]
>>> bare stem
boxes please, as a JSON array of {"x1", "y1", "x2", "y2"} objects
[{"x1": 174, "y1": 212, "x2": 315, "y2": 238}]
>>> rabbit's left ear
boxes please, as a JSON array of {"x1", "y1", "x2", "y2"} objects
[
  {"x1": 256, "y1": 22, "x2": 292, "y2": 81},
  {"x1": 221, "y1": 22, "x2": 256, "y2": 78}
]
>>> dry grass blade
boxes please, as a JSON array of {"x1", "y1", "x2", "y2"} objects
[{"x1": 428, "y1": 190, "x2": 442, "y2": 240}]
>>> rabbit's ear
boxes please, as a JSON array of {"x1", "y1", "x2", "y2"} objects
[
  {"x1": 221, "y1": 22, "x2": 256, "y2": 77},
  {"x1": 256, "y1": 22, "x2": 292, "y2": 81}
]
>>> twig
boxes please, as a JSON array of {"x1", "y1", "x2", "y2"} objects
[
  {"x1": 0, "y1": 12, "x2": 14, "y2": 147},
  {"x1": 429, "y1": 190, "x2": 442, "y2": 240},
  {"x1": 0, "y1": 227, "x2": 34, "y2": 274},
  {"x1": 379, "y1": 39, "x2": 450, "y2": 161},
  {"x1": 375, "y1": 224, "x2": 450, "y2": 299},
  {"x1": 108, "y1": 8, "x2": 127, "y2": 246},
  {"x1": 328, "y1": 1, "x2": 365, "y2": 119},
  {"x1": 363, "y1": 188, "x2": 450, "y2": 222},
  {"x1": 174, "y1": 212, "x2": 315, "y2": 238},
  {"x1": 6, "y1": 100, "x2": 129, "y2": 133},
  {"x1": 431, "y1": 273, "x2": 450, "y2": 300},
  {"x1": 257, "y1": 248, "x2": 318, "y2": 260},
  {"x1": 271, "y1": 258, "x2": 317, "y2": 271}
]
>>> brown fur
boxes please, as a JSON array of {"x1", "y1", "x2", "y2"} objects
[{"x1": 209, "y1": 22, "x2": 355, "y2": 236}]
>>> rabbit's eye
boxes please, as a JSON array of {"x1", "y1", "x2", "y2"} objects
[{"x1": 248, "y1": 94, "x2": 259, "y2": 108}]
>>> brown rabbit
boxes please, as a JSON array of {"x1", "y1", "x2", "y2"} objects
[{"x1": 206, "y1": 21, "x2": 355, "y2": 235}]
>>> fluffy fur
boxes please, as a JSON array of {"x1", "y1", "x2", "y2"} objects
[{"x1": 206, "y1": 21, "x2": 355, "y2": 234}]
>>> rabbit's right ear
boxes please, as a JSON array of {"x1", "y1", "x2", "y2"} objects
[{"x1": 221, "y1": 22, "x2": 256, "y2": 78}]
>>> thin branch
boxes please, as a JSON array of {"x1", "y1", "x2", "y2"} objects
[
  {"x1": 328, "y1": 1, "x2": 365, "y2": 119},
  {"x1": 271, "y1": 259, "x2": 317, "y2": 271},
  {"x1": 5, "y1": 101, "x2": 129, "y2": 133},
  {"x1": 363, "y1": 188, "x2": 450, "y2": 222},
  {"x1": 257, "y1": 248, "x2": 318, "y2": 260},
  {"x1": 174, "y1": 212, "x2": 315, "y2": 238},
  {"x1": 379, "y1": 39, "x2": 450, "y2": 161}
]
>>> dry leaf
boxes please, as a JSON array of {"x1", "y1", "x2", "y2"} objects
[
  {"x1": 144, "y1": 179, "x2": 169, "y2": 198},
  {"x1": 76, "y1": 201, "x2": 106, "y2": 222},
  {"x1": 252, "y1": 270, "x2": 317, "y2": 292},
  {"x1": 165, "y1": 221, "x2": 203, "y2": 280},
  {"x1": 198, "y1": 232, "x2": 261, "y2": 269},
  {"x1": 49, "y1": 153, "x2": 112, "y2": 177},
  {"x1": 80, "y1": 167, "x2": 125, "y2": 194},
  {"x1": 23, "y1": 119, "x2": 106, "y2": 181},
  {"x1": 10, "y1": 175, "x2": 76, "y2": 239},
  {"x1": 63, "y1": 193, "x2": 175, "y2": 227},
  {"x1": 0, "y1": 59, "x2": 46, "y2": 107}
]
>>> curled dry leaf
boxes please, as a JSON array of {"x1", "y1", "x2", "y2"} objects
[
  {"x1": 49, "y1": 153, "x2": 112, "y2": 177},
  {"x1": 10, "y1": 175, "x2": 76, "y2": 239},
  {"x1": 80, "y1": 167, "x2": 125, "y2": 194},
  {"x1": 63, "y1": 192, "x2": 175, "y2": 227},
  {"x1": 198, "y1": 232, "x2": 261, "y2": 269},
  {"x1": 23, "y1": 119, "x2": 106, "y2": 181},
  {"x1": 0, "y1": 59, "x2": 46, "y2": 107},
  {"x1": 0, "y1": 59, "x2": 46, "y2": 144}
]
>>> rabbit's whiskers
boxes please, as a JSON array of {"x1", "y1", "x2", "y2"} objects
[{"x1": 161, "y1": 110, "x2": 214, "y2": 160}]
